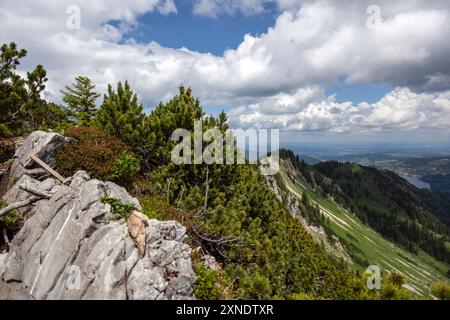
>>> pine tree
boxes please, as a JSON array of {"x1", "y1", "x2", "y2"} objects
[
  {"x1": 1, "y1": 42, "x2": 66, "y2": 136},
  {"x1": 0, "y1": 42, "x2": 26, "y2": 81},
  {"x1": 0, "y1": 43, "x2": 27, "y2": 136},
  {"x1": 147, "y1": 85, "x2": 204, "y2": 164},
  {"x1": 96, "y1": 81, "x2": 148, "y2": 155},
  {"x1": 218, "y1": 110, "x2": 229, "y2": 132},
  {"x1": 61, "y1": 76, "x2": 100, "y2": 124}
]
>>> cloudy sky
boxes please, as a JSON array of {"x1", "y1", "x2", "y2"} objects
[{"x1": 1, "y1": 0, "x2": 450, "y2": 144}]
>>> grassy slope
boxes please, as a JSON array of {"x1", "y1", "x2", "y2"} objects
[{"x1": 280, "y1": 163, "x2": 449, "y2": 296}]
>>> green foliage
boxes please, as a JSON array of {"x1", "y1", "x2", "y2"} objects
[
  {"x1": 388, "y1": 271, "x2": 406, "y2": 288},
  {"x1": 61, "y1": 76, "x2": 100, "y2": 124},
  {"x1": 101, "y1": 197, "x2": 136, "y2": 220},
  {"x1": 2, "y1": 211, "x2": 20, "y2": 230},
  {"x1": 367, "y1": 270, "x2": 412, "y2": 300},
  {"x1": 96, "y1": 81, "x2": 148, "y2": 157},
  {"x1": 0, "y1": 42, "x2": 69, "y2": 136},
  {"x1": 0, "y1": 42, "x2": 26, "y2": 80},
  {"x1": 0, "y1": 124, "x2": 12, "y2": 137},
  {"x1": 55, "y1": 126, "x2": 132, "y2": 183},
  {"x1": 194, "y1": 265, "x2": 230, "y2": 300},
  {"x1": 431, "y1": 282, "x2": 450, "y2": 300},
  {"x1": 0, "y1": 42, "x2": 67, "y2": 137},
  {"x1": 106, "y1": 152, "x2": 140, "y2": 188},
  {"x1": 287, "y1": 293, "x2": 315, "y2": 300},
  {"x1": 138, "y1": 194, "x2": 178, "y2": 221},
  {"x1": 313, "y1": 160, "x2": 450, "y2": 263},
  {"x1": 146, "y1": 86, "x2": 204, "y2": 165},
  {"x1": 0, "y1": 140, "x2": 15, "y2": 163},
  {"x1": 0, "y1": 202, "x2": 21, "y2": 232}
]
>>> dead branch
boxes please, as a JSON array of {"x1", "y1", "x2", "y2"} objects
[
  {"x1": 30, "y1": 154, "x2": 65, "y2": 183},
  {"x1": 191, "y1": 228, "x2": 244, "y2": 246},
  {"x1": 176, "y1": 188, "x2": 185, "y2": 215},
  {"x1": 166, "y1": 178, "x2": 171, "y2": 204},
  {"x1": 19, "y1": 185, "x2": 52, "y2": 199}
]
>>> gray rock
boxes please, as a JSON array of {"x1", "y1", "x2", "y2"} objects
[
  {"x1": 1, "y1": 171, "x2": 195, "y2": 300},
  {"x1": 203, "y1": 255, "x2": 219, "y2": 271},
  {"x1": 0, "y1": 253, "x2": 6, "y2": 278},
  {"x1": 0, "y1": 132, "x2": 195, "y2": 300},
  {"x1": 8, "y1": 131, "x2": 73, "y2": 187}
]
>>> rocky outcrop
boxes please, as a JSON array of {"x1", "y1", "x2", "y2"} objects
[
  {"x1": 8, "y1": 131, "x2": 72, "y2": 187},
  {"x1": 0, "y1": 132, "x2": 195, "y2": 300}
]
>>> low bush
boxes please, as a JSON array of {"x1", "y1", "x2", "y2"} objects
[
  {"x1": 193, "y1": 265, "x2": 230, "y2": 300},
  {"x1": 101, "y1": 197, "x2": 136, "y2": 220},
  {"x1": 432, "y1": 282, "x2": 450, "y2": 300},
  {"x1": 107, "y1": 152, "x2": 140, "y2": 187},
  {"x1": 55, "y1": 126, "x2": 138, "y2": 188},
  {"x1": 0, "y1": 140, "x2": 15, "y2": 163},
  {"x1": 138, "y1": 194, "x2": 176, "y2": 221}
]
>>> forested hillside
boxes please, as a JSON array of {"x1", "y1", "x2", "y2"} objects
[{"x1": 279, "y1": 149, "x2": 450, "y2": 264}]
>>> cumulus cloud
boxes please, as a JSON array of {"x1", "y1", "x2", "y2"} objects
[
  {"x1": 230, "y1": 87, "x2": 450, "y2": 134},
  {"x1": 193, "y1": 0, "x2": 268, "y2": 18},
  {"x1": 0, "y1": 0, "x2": 449, "y2": 136},
  {"x1": 192, "y1": 0, "x2": 301, "y2": 17}
]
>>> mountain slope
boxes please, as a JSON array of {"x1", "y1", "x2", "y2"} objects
[
  {"x1": 313, "y1": 161, "x2": 450, "y2": 263},
  {"x1": 276, "y1": 150, "x2": 450, "y2": 296}
]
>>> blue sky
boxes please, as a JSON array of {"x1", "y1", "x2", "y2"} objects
[{"x1": 129, "y1": 1, "x2": 277, "y2": 56}]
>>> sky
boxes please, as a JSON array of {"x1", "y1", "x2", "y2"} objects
[{"x1": 1, "y1": 0, "x2": 450, "y2": 145}]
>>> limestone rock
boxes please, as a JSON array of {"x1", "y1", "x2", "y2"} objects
[
  {"x1": 8, "y1": 131, "x2": 73, "y2": 187},
  {"x1": 0, "y1": 132, "x2": 195, "y2": 300}
]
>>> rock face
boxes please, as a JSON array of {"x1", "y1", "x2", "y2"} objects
[
  {"x1": 0, "y1": 132, "x2": 195, "y2": 300},
  {"x1": 8, "y1": 131, "x2": 73, "y2": 187}
]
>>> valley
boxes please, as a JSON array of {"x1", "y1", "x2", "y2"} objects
[{"x1": 318, "y1": 152, "x2": 450, "y2": 194}]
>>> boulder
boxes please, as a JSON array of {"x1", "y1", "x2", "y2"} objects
[
  {"x1": 0, "y1": 131, "x2": 196, "y2": 300},
  {"x1": 8, "y1": 131, "x2": 73, "y2": 187},
  {"x1": 1, "y1": 171, "x2": 195, "y2": 300}
]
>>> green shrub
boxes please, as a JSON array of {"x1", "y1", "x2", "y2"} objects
[
  {"x1": 432, "y1": 282, "x2": 450, "y2": 300},
  {"x1": 106, "y1": 152, "x2": 139, "y2": 187},
  {"x1": 0, "y1": 124, "x2": 12, "y2": 138},
  {"x1": 138, "y1": 194, "x2": 177, "y2": 221},
  {"x1": 96, "y1": 81, "x2": 148, "y2": 157},
  {"x1": 2, "y1": 211, "x2": 20, "y2": 230},
  {"x1": 388, "y1": 271, "x2": 405, "y2": 288},
  {"x1": 0, "y1": 141, "x2": 15, "y2": 163},
  {"x1": 194, "y1": 265, "x2": 230, "y2": 300},
  {"x1": 55, "y1": 126, "x2": 136, "y2": 186},
  {"x1": 101, "y1": 197, "x2": 136, "y2": 220},
  {"x1": 0, "y1": 202, "x2": 21, "y2": 232},
  {"x1": 287, "y1": 293, "x2": 315, "y2": 300}
]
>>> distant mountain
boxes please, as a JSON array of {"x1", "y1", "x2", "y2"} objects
[
  {"x1": 320, "y1": 153, "x2": 450, "y2": 194},
  {"x1": 298, "y1": 154, "x2": 322, "y2": 165}
]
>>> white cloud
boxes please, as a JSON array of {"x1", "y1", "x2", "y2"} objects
[
  {"x1": 192, "y1": 0, "x2": 301, "y2": 17},
  {"x1": 1, "y1": 0, "x2": 450, "y2": 137},
  {"x1": 193, "y1": 0, "x2": 271, "y2": 18},
  {"x1": 230, "y1": 87, "x2": 450, "y2": 134}
]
